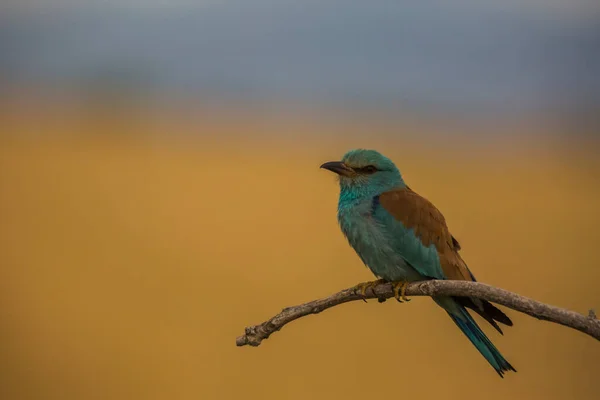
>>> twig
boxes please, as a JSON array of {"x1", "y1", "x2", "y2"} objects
[{"x1": 236, "y1": 280, "x2": 600, "y2": 347}]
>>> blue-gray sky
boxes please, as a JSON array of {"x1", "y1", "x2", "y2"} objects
[{"x1": 1, "y1": 1, "x2": 599, "y2": 115}]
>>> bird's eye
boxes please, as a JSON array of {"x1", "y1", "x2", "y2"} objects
[{"x1": 361, "y1": 165, "x2": 378, "y2": 174}]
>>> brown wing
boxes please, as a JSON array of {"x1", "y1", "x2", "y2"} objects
[
  {"x1": 379, "y1": 186, "x2": 472, "y2": 281},
  {"x1": 380, "y1": 187, "x2": 513, "y2": 332}
]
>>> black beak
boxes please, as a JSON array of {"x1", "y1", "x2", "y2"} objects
[{"x1": 320, "y1": 161, "x2": 355, "y2": 177}]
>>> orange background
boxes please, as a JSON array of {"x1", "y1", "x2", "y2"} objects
[{"x1": 1, "y1": 106, "x2": 599, "y2": 399}]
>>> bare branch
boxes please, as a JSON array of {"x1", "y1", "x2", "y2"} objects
[{"x1": 236, "y1": 280, "x2": 600, "y2": 347}]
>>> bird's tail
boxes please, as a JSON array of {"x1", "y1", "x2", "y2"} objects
[{"x1": 434, "y1": 296, "x2": 516, "y2": 377}]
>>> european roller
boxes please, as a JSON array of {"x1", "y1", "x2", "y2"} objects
[{"x1": 321, "y1": 149, "x2": 515, "y2": 377}]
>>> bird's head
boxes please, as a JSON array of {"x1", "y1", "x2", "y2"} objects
[{"x1": 320, "y1": 149, "x2": 405, "y2": 198}]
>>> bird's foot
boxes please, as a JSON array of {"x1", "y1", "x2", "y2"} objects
[
  {"x1": 392, "y1": 280, "x2": 411, "y2": 303},
  {"x1": 353, "y1": 279, "x2": 386, "y2": 301}
]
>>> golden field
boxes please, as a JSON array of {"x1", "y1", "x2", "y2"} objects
[{"x1": 1, "y1": 106, "x2": 599, "y2": 400}]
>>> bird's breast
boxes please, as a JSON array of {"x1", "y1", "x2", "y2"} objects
[{"x1": 337, "y1": 199, "x2": 411, "y2": 281}]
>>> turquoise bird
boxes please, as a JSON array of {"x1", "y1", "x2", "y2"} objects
[{"x1": 321, "y1": 149, "x2": 515, "y2": 377}]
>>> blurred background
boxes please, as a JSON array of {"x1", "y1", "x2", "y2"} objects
[{"x1": 1, "y1": 1, "x2": 599, "y2": 399}]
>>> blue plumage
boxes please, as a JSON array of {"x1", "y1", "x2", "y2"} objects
[
  {"x1": 321, "y1": 149, "x2": 515, "y2": 377},
  {"x1": 435, "y1": 297, "x2": 516, "y2": 377}
]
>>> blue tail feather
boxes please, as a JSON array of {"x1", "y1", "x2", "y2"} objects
[{"x1": 437, "y1": 297, "x2": 516, "y2": 377}]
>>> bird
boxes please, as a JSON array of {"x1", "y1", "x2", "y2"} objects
[{"x1": 320, "y1": 149, "x2": 516, "y2": 377}]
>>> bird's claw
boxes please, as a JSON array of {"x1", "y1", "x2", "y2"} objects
[
  {"x1": 354, "y1": 279, "x2": 386, "y2": 301},
  {"x1": 392, "y1": 280, "x2": 411, "y2": 303}
]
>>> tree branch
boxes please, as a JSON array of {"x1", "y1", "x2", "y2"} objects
[{"x1": 236, "y1": 280, "x2": 600, "y2": 347}]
